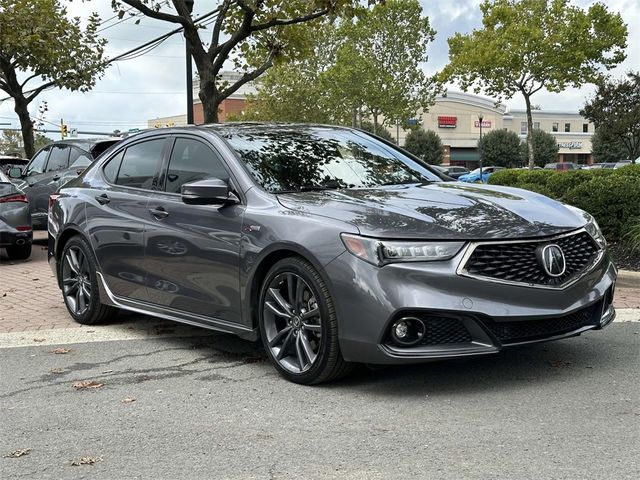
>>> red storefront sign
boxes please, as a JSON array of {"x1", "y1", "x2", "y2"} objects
[
  {"x1": 474, "y1": 120, "x2": 492, "y2": 128},
  {"x1": 438, "y1": 116, "x2": 457, "y2": 128}
]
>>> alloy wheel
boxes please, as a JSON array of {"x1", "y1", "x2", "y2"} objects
[
  {"x1": 61, "y1": 246, "x2": 92, "y2": 316},
  {"x1": 262, "y1": 272, "x2": 322, "y2": 374}
]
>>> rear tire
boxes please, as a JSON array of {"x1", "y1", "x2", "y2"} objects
[
  {"x1": 258, "y1": 257, "x2": 352, "y2": 385},
  {"x1": 5, "y1": 243, "x2": 32, "y2": 260},
  {"x1": 60, "y1": 236, "x2": 118, "y2": 325}
]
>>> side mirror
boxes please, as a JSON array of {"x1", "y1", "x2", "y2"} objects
[
  {"x1": 8, "y1": 167, "x2": 23, "y2": 179},
  {"x1": 181, "y1": 178, "x2": 239, "y2": 206}
]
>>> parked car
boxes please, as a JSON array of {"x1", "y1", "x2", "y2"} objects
[
  {"x1": 0, "y1": 170, "x2": 32, "y2": 260},
  {"x1": 613, "y1": 160, "x2": 632, "y2": 169},
  {"x1": 457, "y1": 166, "x2": 504, "y2": 183},
  {"x1": 587, "y1": 163, "x2": 616, "y2": 169},
  {"x1": 544, "y1": 162, "x2": 580, "y2": 171},
  {"x1": 436, "y1": 165, "x2": 469, "y2": 179},
  {"x1": 8, "y1": 138, "x2": 121, "y2": 229},
  {"x1": 1, "y1": 155, "x2": 29, "y2": 176},
  {"x1": 48, "y1": 124, "x2": 616, "y2": 384}
]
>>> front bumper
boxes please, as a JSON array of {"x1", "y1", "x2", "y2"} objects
[{"x1": 324, "y1": 247, "x2": 617, "y2": 365}]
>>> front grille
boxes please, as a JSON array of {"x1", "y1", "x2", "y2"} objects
[
  {"x1": 480, "y1": 303, "x2": 598, "y2": 344},
  {"x1": 463, "y1": 231, "x2": 599, "y2": 287},
  {"x1": 386, "y1": 315, "x2": 472, "y2": 347}
]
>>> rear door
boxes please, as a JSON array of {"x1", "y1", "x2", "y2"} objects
[
  {"x1": 143, "y1": 135, "x2": 244, "y2": 324},
  {"x1": 31, "y1": 144, "x2": 72, "y2": 224},
  {"x1": 20, "y1": 146, "x2": 51, "y2": 226},
  {"x1": 85, "y1": 137, "x2": 169, "y2": 302}
]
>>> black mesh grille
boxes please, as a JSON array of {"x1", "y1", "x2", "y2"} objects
[
  {"x1": 481, "y1": 304, "x2": 598, "y2": 344},
  {"x1": 464, "y1": 231, "x2": 599, "y2": 286},
  {"x1": 386, "y1": 315, "x2": 472, "y2": 347}
]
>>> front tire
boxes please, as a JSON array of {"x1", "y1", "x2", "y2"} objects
[
  {"x1": 258, "y1": 257, "x2": 352, "y2": 385},
  {"x1": 60, "y1": 236, "x2": 118, "y2": 325}
]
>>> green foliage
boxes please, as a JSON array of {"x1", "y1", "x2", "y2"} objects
[
  {"x1": 519, "y1": 129, "x2": 559, "y2": 167},
  {"x1": 625, "y1": 220, "x2": 640, "y2": 251},
  {"x1": 403, "y1": 129, "x2": 443, "y2": 164},
  {"x1": 581, "y1": 72, "x2": 640, "y2": 161},
  {"x1": 439, "y1": 0, "x2": 627, "y2": 168},
  {"x1": 0, "y1": 0, "x2": 106, "y2": 156},
  {"x1": 591, "y1": 127, "x2": 629, "y2": 163},
  {"x1": 359, "y1": 121, "x2": 395, "y2": 143},
  {"x1": 478, "y1": 129, "x2": 522, "y2": 167},
  {"x1": 242, "y1": 0, "x2": 438, "y2": 129},
  {"x1": 0, "y1": 130, "x2": 53, "y2": 157},
  {"x1": 489, "y1": 166, "x2": 640, "y2": 241}
]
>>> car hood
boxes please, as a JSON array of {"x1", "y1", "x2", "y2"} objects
[{"x1": 276, "y1": 182, "x2": 587, "y2": 240}]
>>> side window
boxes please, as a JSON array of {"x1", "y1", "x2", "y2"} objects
[
  {"x1": 26, "y1": 147, "x2": 50, "y2": 175},
  {"x1": 47, "y1": 145, "x2": 71, "y2": 172},
  {"x1": 69, "y1": 147, "x2": 92, "y2": 167},
  {"x1": 115, "y1": 139, "x2": 165, "y2": 189},
  {"x1": 102, "y1": 151, "x2": 124, "y2": 183},
  {"x1": 164, "y1": 138, "x2": 229, "y2": 194}
]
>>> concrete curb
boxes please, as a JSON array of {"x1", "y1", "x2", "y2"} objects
[{"x1": 617, "y1": 269, "x2": 640, "y2": 288}]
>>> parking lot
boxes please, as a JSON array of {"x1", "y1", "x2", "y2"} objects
[{"x1": 1, "y1": 235, "x2": 639, "y2": 479}]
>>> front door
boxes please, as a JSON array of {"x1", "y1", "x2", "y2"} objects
[{"x1": 144, "y1": 136, "x2": 244, "y2": 325}]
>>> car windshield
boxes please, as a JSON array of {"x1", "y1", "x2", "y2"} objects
[{"x1": 223, "y1": 127, "x2": 441, "y2": 192}]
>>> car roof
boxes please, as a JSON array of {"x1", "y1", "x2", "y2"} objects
[{"x1": 51, "y1": 137, "x2": 121, "y2": 148}]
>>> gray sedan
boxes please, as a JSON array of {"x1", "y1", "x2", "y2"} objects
[
  {"x1": 48, "y1": 124, "x2": 616, "y2": 384},
  {"x1": 0, "y1": 170, "x2": 32, "y2": 260}
]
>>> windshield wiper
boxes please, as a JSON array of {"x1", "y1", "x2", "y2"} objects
[{"x1": 273, "y1": 184, "x2": 342, "y2": 194}]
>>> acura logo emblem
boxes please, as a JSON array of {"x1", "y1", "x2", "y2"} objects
[{"x1": 537, "y1": 244, "x2": 566, "y2": 277}]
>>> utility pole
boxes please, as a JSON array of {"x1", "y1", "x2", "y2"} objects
[
  {"x1": 185, "y1": 0, "x2": 195, "y2": 125},
  {"x1": 478, "y1": 113, "x2": 484, "y2": 182}
]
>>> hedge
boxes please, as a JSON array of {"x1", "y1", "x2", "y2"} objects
[{"x1": 488, "y1": 165, "x2": 640, "y2": 242}]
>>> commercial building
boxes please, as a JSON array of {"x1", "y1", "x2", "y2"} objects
[{"x1": 148, "y1": 74, "x2": 594, "y2": 167}]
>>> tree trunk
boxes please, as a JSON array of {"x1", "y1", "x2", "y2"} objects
[
  {"x1": 523, "y1": 93, "x2": 535, "y2": 169},
  {"x1": 14, "y1": 97, "x2": 35, "y2": 158},
  {"x1": 372, "y1": 110, "x2": 378, "y2": 134},
  {"x1": 198, "y1": 70, "x2": 221, "y2": 124}
]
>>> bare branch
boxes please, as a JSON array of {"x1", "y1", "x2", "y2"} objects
[
  {"x1": 120, "y1": 0, "x2": 187, "y2": 26},
  {"x1": 25, "y1": 81, "x2": 56, "y2": 103},
  {"x1": 250, "y1": 9, "x2": 329, "y2": 33},
  {"x1": 219, "y1": 51, "x2": 275, "y2": 98},
  {"x1": 211, "y1": 0, "x2": 233, "y2": 49},
  {"x1": 20, "y1": 74, "x2": 40, "y2": 89}
]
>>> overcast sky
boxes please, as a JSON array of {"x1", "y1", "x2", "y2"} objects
[{"x1": 1, "y1": 0, "x2": 638, "y2": 139}]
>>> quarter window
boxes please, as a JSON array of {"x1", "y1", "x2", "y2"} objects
[
  {"x1": 46, "y1": 145, "x2": 71, "y2": 172},
  {"x1": 102, "y1": 151, "x2": 124, "y2": 183},
  {"x1": 164, "y1": 138, "x2": 229, "y2": 194},
  {"x1": 115, "y1": 139, "x2": 165, "y2": 189}
]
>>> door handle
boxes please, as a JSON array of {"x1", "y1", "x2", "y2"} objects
[
  {"x1": 95, "y1": 194, "x2": 110, "y2": 205},
  {"x1": 149, "y1": 207, "x2": 169, "y2": 220},
  {"x1": 52, "y1": 175, "x2": 61, "y2": 181}
]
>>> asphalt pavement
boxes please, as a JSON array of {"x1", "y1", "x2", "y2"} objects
[{"x1": 1, "y1": 324, "x2": 638, "y2": 480}]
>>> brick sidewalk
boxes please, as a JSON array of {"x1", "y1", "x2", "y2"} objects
[{"x1": 1, "y1": 237, "x2": 639, "y2": 334}]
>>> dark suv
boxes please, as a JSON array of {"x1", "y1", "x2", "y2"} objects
[{"x1": 9, "y1": 138, "x2": 121, "y2": 228}]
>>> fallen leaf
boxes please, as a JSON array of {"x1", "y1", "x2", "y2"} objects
[
  {"x1": 32, "y1": 278, "x2": 39, "y2": 281},
  {"x1": 72, "y1": 381, "x2": 104, "y2": 390},
  {"x1": 121, "y1": 397, "x2": 136, "y2": 404},
  {"x1": 50, "y1": 348, "x2": 71, "y2": 354},
  {"x1": 70, "y1": 456, "x2": 103, "y2": 466},
  {"x1": 548, "y1": 360, "x2": 572, "y2": 368},
  {"x1": 50, "y1": 368, "x2": 63, "y2": 374},
  {"x1": 4, "y1": 448, "x2": 31, "y2": 458},
  {"x1": 101, "y1": 370, "x2": 113, "y2": 374},
  {"x1": 33, "y1": 338, "x2": 46, "y2": 343}
]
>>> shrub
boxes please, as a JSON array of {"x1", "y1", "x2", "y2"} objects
[
  {"x1": 520, "y1": 129, "x2": 559, "y2": 167},
  {"x1": 403, "y1": 128, "x2": 444, "y2": 164},
  {"x1": 489, "y1": 165, "x2": 640, "y2": 241},
  {"x1": 478, "y1": 129, "x2": 522, "y2": 167}
]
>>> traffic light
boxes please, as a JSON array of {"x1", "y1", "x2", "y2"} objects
[{"x1": 60, "y1": 123, "x2": 68, "y2": 138}]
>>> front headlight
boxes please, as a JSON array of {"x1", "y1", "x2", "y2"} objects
[
  {"x1": 341, "y1": 233, "x2": 465, "y2": 266},
  {"x1": 585, "y1": 216, "x2": 606, "y2": 249}
]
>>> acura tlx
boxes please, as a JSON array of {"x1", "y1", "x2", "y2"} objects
[{"x1": 48, "y1": 124, "x2": 616, "y2": 384}]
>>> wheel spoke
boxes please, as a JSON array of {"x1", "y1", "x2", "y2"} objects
[
  {"x1": 269, "y1": 326, "x2": 292, "y2": 348},
  {"x1": 78, "y1": 287, "x2": 86, "y2": 313},
  {"x1": 302, "y1": 322, "x2": 321, "y2": 333},
  {"x1": 301, "y1": 307, "x2": 319, "y2": 320},
  {"x1": 286, "y1": 274, "x2": 295, "y2": 308},
  {"x1": 276, "y1": 329, "x2": 295, "y2": 360},
  {"x1": 265, "y1": 301, "x2": 289, "y2": 318},
  {"x1": 295, "y1": 334, "x2": 307, "y2": 370},
  {"x1": 295, "y1": 276, "x2": 304, "y2": 311},
  {"x1": 81, "y1": 284, "x2": 91, "y2": 301},
  {"x1": 268, "y1": 288, "x2": 292, "y2": 316},
  {"x1": 63, "y1": 281, "x2": 78, "y2": 295},
  {"x1": 66, "y1": 250, "x2": 80, "y2": 274},
  {"x1": 299, "y1": 333, "x2": 317, "y2": 365}
]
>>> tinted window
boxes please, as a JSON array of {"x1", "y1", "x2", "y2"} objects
[
  {"x1": 115, "y1": 139, "x2": 164, "y2": 189},
  {"x1": 103, "y1": 151, "x2": 124, "y2": 183},
  {"x1": 164, "y1": 138, "x2": 229, "y2": 194},
  {"x1": 27, "y1": 147, "x2": 50, "y2": 175},
  {"x1": 68, "y1": 147, "x2": 90, "y2": 167},
  {"x1": 91, "y1": 140, "x2": 121, "y2": 159},
  {"x1": 47, "y1": 145, "x2": 71, "y2": 172},
  {"x1": 224, "y1": 127, "x2": 440, "y2": 192}
]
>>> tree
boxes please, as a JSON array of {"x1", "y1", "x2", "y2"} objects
[
  {"x1": 403, "y1": 128, "x2": 443, "y2": 164},
  {"x1": 581, "y1": 72, "x2": 640, "y2": 161},
  {"x1": 590, "y1": 127, "x2": 629, "y2": 163},
  {"x1": 116, "y1": 1, "x2": 379, "y2": 124},
  {"x1": 519, "y1": 129, "x2": 558, "y2": 167},
  {"x1": 440, "y1": 0, "x2": 627, "y2": 169},
  {"x1": 478, "y1": 129, "x2": 522, "y2": 167},
  {"x1": 240, "y1": 0, "x2": 438, "y2": 130},
  {"x1": 0, "y1": 129, "x2": 53, "y2": 157},
  {"x1": 0, "y1": 0, "x2": 106, "y2": 157},
  {"x1": 359, "y1": 121, "x2": 395, "y2": 143}
]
